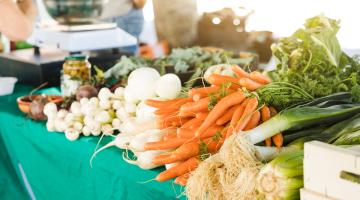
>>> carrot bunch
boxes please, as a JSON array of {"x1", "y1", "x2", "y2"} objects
[{"x1": 144, "y1": 65, "x2": 283, "y2": 186}]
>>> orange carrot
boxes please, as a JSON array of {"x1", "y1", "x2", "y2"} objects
[
  {"x1": 196, "y1": 91, "x2": 246, "y2": 137},
  {"x1": 239, "y1": 78, "x2": 264, "y2": 91},
  {"x1": 174, "y1": 173, "x2": 189, "y2": 186},
  {"x1": 243, "y1": 111, "x2": 261, "y2": 131},
  {"x1": 188, "y1": 86, "x2": 219, "y2": 97},
  {"x1": 145, "y1": 98, "x2": 183, "y2": 108},
  {"x1": 207, "y1": 74, "x2": 240, "y2": 90},
  {"x1": 192, "y1": 93, "x2": 203, "y2": 102},
  {"x1": 182, "y1": 118, "x2": 202, "y2": 129},
  {"x1": 197, "y1": 125, "x2": 223, "y2": 139},
  {"x1": 155, "y1": 108, "x2": 177, "y2": 115},
  {"x1": 144, "y1": 137, "x2": 188, "y2": 150},
  {"x1": 180, "y1": 97, "x2": 210, "y2": 113},
  {"x1": 231, "y1": 64, "x2": 250, "y2": 78},
  {"x1": 156, "y1": 157, "x2": 199, "y2": 182},
  {"x1": 272, "y1": 133, "x2": 284, "y2": 148},
  {"x1": 216, "y1": 105, "x2": 238, "y2": 125},
  {"x1": 162, "y1": 133, "x2": 177, "y2": 141},
  {"x1": 227, "y1": 97, "x2": 258, "y2": 138},
  {"x1": 178, "y1": 110, "x2": 196, "y2": 118},
  {"x1": 177, "y1": 128, "x2": 195, "y2": 138},
  {"x1": 268, "y1": 106, "x2": 283, "y2": 148},
  {"x1": 249, "y1": 71, "x2": 271, "y2": 84},
  {"x1": 260, "y1": 106, "x2": 272, "y2": 147},
  {"x1": 226, "y1": 100, "x2": 248, "y2": 136},
  {"x1": 196, "y1": 112, "x2": 209, "y2": 120}
]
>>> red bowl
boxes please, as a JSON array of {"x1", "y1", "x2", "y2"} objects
[{"x1": 17, "y1": 95, "x2": 63, "y2": 114}]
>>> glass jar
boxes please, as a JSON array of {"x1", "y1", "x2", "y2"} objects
[{"x1": 61, "y1": 55, "x2": 91, "y2": 97}]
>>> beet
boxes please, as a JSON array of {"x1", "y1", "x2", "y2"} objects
[
  {"x1": 75, "y1": 85, "x2": 98, "y2": 101},
  {"x1": 29, "y1": 95, "x2": 48, "y2": 121}
]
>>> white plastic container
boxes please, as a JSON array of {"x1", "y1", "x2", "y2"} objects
[
  {"x1": 0, "y1": 77, "x2": 17, "y2": 96},
  {"x1": 302, "y1": 141, "x2": 360, "y2": 200}
]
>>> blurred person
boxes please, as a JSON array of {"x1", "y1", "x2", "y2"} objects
[{"x1": 0, "y1": 0, "x2": 37, "y2": 41}]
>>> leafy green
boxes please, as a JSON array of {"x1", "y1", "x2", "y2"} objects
[
  {"x1": 104, "y1": 55, "x2": 150, "y2": 80},
  {"x1": 270, "y1": 15, "x2": 360, "y2": 104}
]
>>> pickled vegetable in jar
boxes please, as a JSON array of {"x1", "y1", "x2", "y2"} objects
[{"x1": 61, "y1": 55, "x2": 91, "y2": 97}]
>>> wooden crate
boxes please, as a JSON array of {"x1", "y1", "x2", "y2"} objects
[{"x1": 303, "y1": 141, "x2": 360, "y2": 200}]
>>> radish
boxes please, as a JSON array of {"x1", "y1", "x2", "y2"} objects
[
  {"x1": 43, "y1": 102, "x2": 57, "y2": 117},
  {"x1": 65, "y1": 128, "x2": 80, "y2": 141},
  {"x1": 46, "y1": 120, "x2": 56, "y2": 132},
  {"x1": 98, "y1": 88, "x2": 113, "y2": 101},
  {"x1": 70, "y1": 102, "x2": 82, "y2": 116},
  {"x1": 101, "y1": 124, "x2": 114, "y2": 135},
  {"x1": 124, "y1": 85, "x2": 139, "y2": 104},
  {"x1": 82, "y1": 125, "x2": 91, "y2": 136},
  {"x1": 136, "y1": 101, "x2": 157, "y2": 122},
  {"x1": 128, "y1": 129, "x2": 164, "y2": 152},
  {"x1": 123, "y1": 150, "x2": 164, "y2": 170},
  {"x1": 99, "y1": 99, "x2": 111, "y2": 110},
  {"x1": 155, "y1": 73, "x2": 182, "y2": 99}
]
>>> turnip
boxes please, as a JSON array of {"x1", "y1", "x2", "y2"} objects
[
  {"x1": 83, "y1": 115, "x2": 94, "y2": 126},
  {"x1": 123, "y1": 150, "x2": 164, "y2": 170},
  {"x1": 116, "y1": 107, "x2": 129, "y2": 122},
  {"x1": 70, "y1": 102, "x2": 82, "y2": 116},
  {"x1": 155, "y1": 73, "x2": 182, "y2": 99},
  {"x1": 79, "y1": 98, "x2": 89, "y2": 106},
  {"x1": 99, "y1": 99, "x2": 111, "y2": 110},
  {"x1": 95, "y1": 111, "x2": 111, "y2": 123},
  {"x1": 101, "y1": 124, "x2": 114, "y2": 135},
  {"x1": 112, "y1": 100, "x2": 123, "y2": 110},
  {"x1": 127, "y1": 67, "x2": 160, "y2": 87},
  {"x1": 128, "y1": 129, "x2": 164, "y2": 152},
  {"x1": 114, "y1": 87, "x2": 125, "y2": 98},
  {"x1": 136, "y1": 101, "x2": 156, "y2": 122},
  {"x1": 44, "y1": 102, "x2": 57, "y2": 117},
  {"x1": 112, "y1": 118, "x2": 122, "y2": 130},
  {"x1": 89, "y1": 97, "x2": 99, "y2": 107},
  {"x1": 56, "y1": 109, "x2": 68, "y2": 119},
  {"x1": 124, "y1": 85, "x2": 139, "y2": 104},
  {"x1": 65, "y1": 128, "x2": 80, "y2": 141},
  {"x1": 73, "y1": 122, "x2": 83, "y2": 132},
  {"x1": 91, "y1": 128, "x2": 101, "y2": 136},
  {"x1": 82, "y1": 125, "x2": 91, "y2": 136},
  {"x1": 46, "y1": 120, "x2": 56, "y2": 132},
  {"x1": 55, "y1": 119, "x2": 68, "y2": 132},
  {"x1": 64, "y1": 113, "x2": 75, "y2": 124},
  {"x1": 90, "y1": 133, "x2": 136, "y2": 166},
  {"x1": 98, "y1": 88, "x2": 113, "y2": 101},
  {"x1": 118, "y1": 117, "x2": 137, "y2": 134},
  {"x1": 124, "y1": 102, "x2": 137, "y2": 114},
  {"x1": 75, "y1": 85, "x2": 98, "y2": 101}
]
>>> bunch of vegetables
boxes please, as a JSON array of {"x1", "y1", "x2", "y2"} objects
[
  {"x1": 268, "y1": 15, "x2": 360, "y2": 109},
  {"x1": 139, "y1": 64, "x2": 279, "y2": 185},
  {"x1": 44, "y1": 67, "x2": 182, "y2": 143}
]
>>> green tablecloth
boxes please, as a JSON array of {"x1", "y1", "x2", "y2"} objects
[{"x1": 0, "y1": 85, "x2": 184, "y2": 200}]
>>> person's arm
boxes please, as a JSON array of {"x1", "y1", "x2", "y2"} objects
[{"x1": 0, "y1": 0, "x2": 37, "y2": 41}]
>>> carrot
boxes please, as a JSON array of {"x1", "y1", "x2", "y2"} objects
[
  {"x1": 162, "y1": 133, "x2": 177, "y2": 141},
  {"x1": 249, "y1": 71, "x2": 271, "y2": 84},
  {"x1": 157, "y1": 116, "x2": 188, "y2": 129},
  {"x1": 144, "y1": 137, "x2": 187, "y2": 150},
  {"x1": 196, "y1": 91, "x2": 246, "y2": 137},
  {"x1": 216, "y1": 105, "x2": 238, "y2": 125},
  {"x1": 226, "y1": 100, "x2": 248, "y2": 136},
  {"x1": 182, "y1": 118, "x2": 202, "y2": 129},
  {"x1": 174, "y1": 173, "x2": 189, "y2": 186},
  {"x1": 230, "y1": 97, "x2": 259, "y2": 137},
  {"x1": 260, "y1": 106, "x2": 272, "y2": 147},
  {"x1": 155, "y1": 108, "x2": 177, "y2": 115},
  {"x1": 188, "y1": 86, "x2": 220, "y2": 97},
  {"x1": 180, "y1": 97, "x2": 210, "y2": 113},
  {"x1": 145, "y1": 98, "x2": 183, "y2": 108},
  {"x1": 153, "y1": 142, "x2": 200, "y2": 165},
  {"x1": 177, "y1": 128, "x2": 195, "y2": 138},
  {"x1": 192, "y1": 93, "x2": 203, "y2": 102},
  {"x1": 239, "y1": 78, "x2": 264, "y2": 91},
  {"x1": 243, "y1": 111, "x2": 261, "y2": 131},
  {"x1": 156, "y1": 157, "x2": 199, "y2": 182},
  {"x1": 272, "y1": 133, "x2": 284, "y2": 148},
  {"x1": 207, "y1": 74, "x2": 240, "y2": 90},
  {"x1": 197, "y1": 125, "x2": 223, "y2": 139},
  {"x1": 195, "y1": 112, "x2": 209, "y2": 120},
  {"x1": 231, "y1": 64, "x2": 250, "y2": 78},
  {"x1": 268, "y1": 106, "x2": 283, "y2": 148},
  {"x1": 178, "y1": 110, "x2": 196, "y2": 118},
  {"x1": 154, "y1": 136, "x2": 223, "y2": 165}
]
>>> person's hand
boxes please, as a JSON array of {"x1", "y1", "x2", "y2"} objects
[{"x1": 132, "y1": 0, "x2": 146, "y2": 9}]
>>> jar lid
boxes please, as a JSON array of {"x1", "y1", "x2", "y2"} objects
[{"x1": 65, "y1": 55, "x2": 88, "y2": 61}]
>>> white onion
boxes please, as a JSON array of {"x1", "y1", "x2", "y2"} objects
[{"x1": 155, "y1": 73, "x2": 182, "y2": 99}]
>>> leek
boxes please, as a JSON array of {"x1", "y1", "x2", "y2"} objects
[{"x1": 257, "y1": 150, "x2": 304, "y2": 200}]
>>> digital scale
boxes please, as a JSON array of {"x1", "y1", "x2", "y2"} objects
[{"x1": 0, "y1": 0, "x2": 137, "y2": 86}]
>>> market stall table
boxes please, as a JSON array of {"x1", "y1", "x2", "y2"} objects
[{"x1": 0, "y1": 85, "x2": 184, "y2": 200}]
